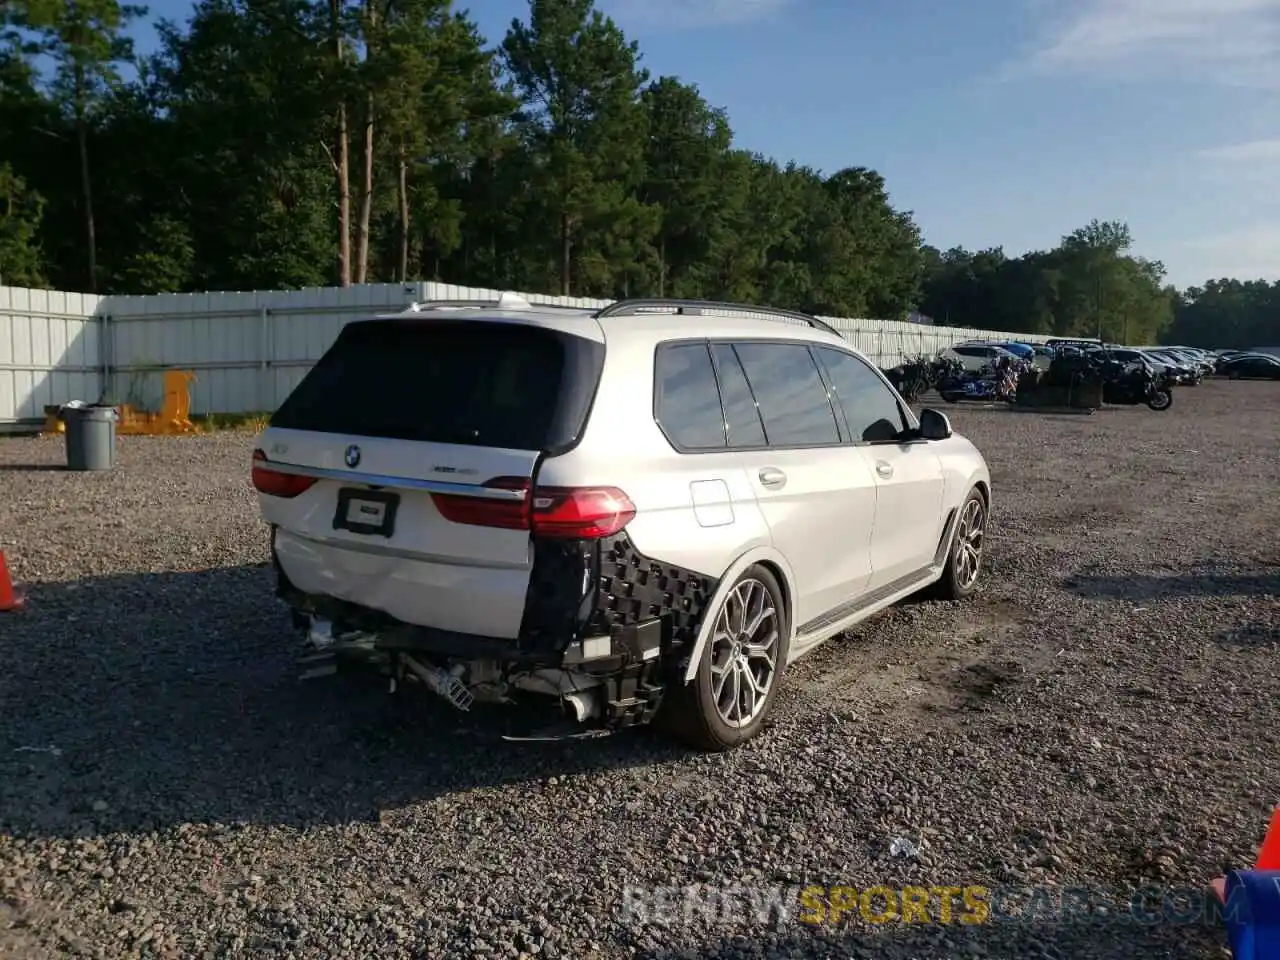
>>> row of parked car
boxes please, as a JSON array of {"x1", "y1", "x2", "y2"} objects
[
  {"x1": 1211, "y1": 349, "x2": 1280, "y2": 380},
  {"x1": 939, "y1": 339, "x2": 1280, "y2": 382}
]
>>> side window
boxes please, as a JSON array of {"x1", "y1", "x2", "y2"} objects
[
  {"x1": 709, "y1": 344, "x2": 767, "y2": 447},
  {"x1": 654, "y1": 342, "x2": 726, "y2": 450},
  {"x1": 953, "y1": 346, "x2": 982, "y2": 358},
  {"x1": 731, "y1": 342, "x2": 841, "y2": 446},
  {"x1": 815, "y1": 347, "x2": 908, "y2": 444}
]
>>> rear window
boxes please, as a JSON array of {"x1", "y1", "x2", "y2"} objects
[{"x1": 270, "y1": 319, "x2": 603, "y2": 451}]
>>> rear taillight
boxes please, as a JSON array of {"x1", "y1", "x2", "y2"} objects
[
  {"x1": 530, "y1": 486, "x2": 636, "y2": 539},
  {"x1": 251, "y1": 448, "x2": 318, "y2": 498},
  {"x1": 430, "y1": 476, "x2": 530, "y2": 530},
  {"x1": 431, "y1": 477, "x2": 635, "y2": 540}
]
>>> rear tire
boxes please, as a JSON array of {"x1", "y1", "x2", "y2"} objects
[
  {"x1": 660, "y1": 565, "x2": 790, "y2": 752},
  {"x1": 930, "y1": 488, "x2": 987, "y2": 601},
  {"x1": 941, "y1": 391, "x2": 961, "y2": 404}
]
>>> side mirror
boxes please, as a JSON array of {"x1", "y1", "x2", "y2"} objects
[{"x1": 919, "y1": 408, "x2": 952, "y2": 441}]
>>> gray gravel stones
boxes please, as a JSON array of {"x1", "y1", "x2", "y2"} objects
[{"x1": 1, "y1": 380, "x2": 1277, "y2": 959}]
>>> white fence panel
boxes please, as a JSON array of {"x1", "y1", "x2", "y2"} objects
[
  {"x1": 1, "y1": 279, "x2": 1055, "y2": 424},
  {"x1": 0, "y1": 285, "x2": 101, "y2": 427}
]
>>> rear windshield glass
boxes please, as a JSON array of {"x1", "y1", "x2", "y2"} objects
[{"x1": 271, "y1": 319, "x2": 582, "y2": 450}]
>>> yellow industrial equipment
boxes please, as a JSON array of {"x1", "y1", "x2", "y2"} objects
[
  {"x1": 43, "y1": 370, "x2": 200, "y2": 436},
  {"x1": 117, "y1": 370, "x2": 199, "y2": 435}
]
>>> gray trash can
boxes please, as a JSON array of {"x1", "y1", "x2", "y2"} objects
[{"x1": 63, "y1": 404, "x2": 119, "y2": 471}]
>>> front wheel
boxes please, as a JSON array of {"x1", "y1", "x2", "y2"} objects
[
  {"x1": 940, "y1": 390, "x2": 962, "y2": 404},
  {"x1": 930, "y1": 489, "x2": 987, "y2": 601},
  {"x1": 660, "y1": 565, "x2": 790, "y2": 752},
  {"x1": 1146, "y1": 389, "x2": 1173, "y2": 411}
]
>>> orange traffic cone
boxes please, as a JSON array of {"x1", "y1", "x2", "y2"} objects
[
  {"x1": 1257, "y1": 806, "x2": 1280, "y2": 871},
  {"x1": 0, "y1": 550, "x2": 24, "y2": 612}
]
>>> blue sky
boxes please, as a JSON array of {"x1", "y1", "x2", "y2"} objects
[{"x1": 130, "y1": 0, "x2": 1280, "y2": 289}]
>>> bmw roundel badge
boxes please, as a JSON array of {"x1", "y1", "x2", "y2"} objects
[{"x1": 344, "y1": 444, "x2": 361, "y2": 468}]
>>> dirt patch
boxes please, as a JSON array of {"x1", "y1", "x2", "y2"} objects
[{"x1": 792, "y1": 600, "x2": 1042, "y2": 728}]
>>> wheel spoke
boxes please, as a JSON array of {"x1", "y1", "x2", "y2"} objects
[
  {"x1": 737, "y1": 661, "x2": 756, "y2": 720},
  {"x1": 743, "y1": 604, "x2": 772, "y2": 638},
  {"x1": 711, "y1": 660, "x2": 732, "y2": 700}
]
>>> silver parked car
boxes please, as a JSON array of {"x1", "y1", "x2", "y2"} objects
[{"x1": 251, "y1": 295, "x2": 993, "y2": 751}]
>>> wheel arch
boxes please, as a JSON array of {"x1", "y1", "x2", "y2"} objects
[
  {"x1": 974, "y1": 478, "x2": 991, "y2": 509},
  {"x1": 679, "y1": 545, "x2": 798, "y2": 685}
]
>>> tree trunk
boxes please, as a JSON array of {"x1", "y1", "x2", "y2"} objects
[
  {"x1": 658, "y1": 235, "x2": 666, "y2": 297},
  {"x1": 74, "y1": 67, "x2": 97, "y2": 294},
  {"x1": 335, "y1": 106, "x2": 351, "y2": 287},
  {"x1": 353, "y1": 0, "x2": 377, "y2": 284},
  {"x1": 330, "y1": 0, "x2": 351, "y2": 287},
  {"x1": 354, "y1": 92, "x2": 374, "y2": 284},
  {"x1": 396, "y1": 145, "x2": 410, "y2": 282},
  {"x1": 560, "y1": 210, "x2": 571, "y2": 296}
]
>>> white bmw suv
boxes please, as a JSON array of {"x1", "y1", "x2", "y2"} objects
[{"x1": 252, "y1": 295, "x2": 992, "y2": 751}]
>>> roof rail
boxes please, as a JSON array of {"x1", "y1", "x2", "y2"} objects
[
  {"x1": 400, "y1": 291, "x2": 595, "y2": 313},
  {"x1": 594, "y1": 298, "x2": 842, "y2": 338}
]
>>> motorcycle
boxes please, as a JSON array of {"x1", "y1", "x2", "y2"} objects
[
  {"x1": 1099, "y1": 361, "x2": 1173, "y2": 411},
  {"x1": 939, "y1": 359, "x2": 1022, "y2": 405},
  {"x1": 882, "y1": 355, "x2": 964, "y2": 402},
  {"x1": 881, "y1": 355, "x2": 933, "y2": 402}
]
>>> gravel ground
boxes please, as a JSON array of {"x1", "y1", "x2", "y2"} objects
[{"x1": 1, "y1": 379, "x2": 1277, "y2": 960}]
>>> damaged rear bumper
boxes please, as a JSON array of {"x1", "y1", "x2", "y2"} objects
[
  {"x1": 275, "y1": 554, "x2": 678, "y2": 730},
  {"x1": 270, "y1": 526, "x2": 718, "y2": 730}
]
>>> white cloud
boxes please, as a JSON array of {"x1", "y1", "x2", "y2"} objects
[
  {"x1": 1177, "y1": 225, "x2": 1280, "y2": 282},
  {"x1": 1194, "y1": 138, "x2": 1280, "y2": 191},
  {"x1": 599, "y1": 0, "x2": 792, "y2": 29},
  {"x1": 1023, "y1": 0, "x2": 1280, "y2": 87},
  {"x1": 1197, "y1": 138, "x2": 1280, "y2": 163}
]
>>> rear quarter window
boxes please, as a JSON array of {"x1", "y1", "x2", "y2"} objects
[{"x1": 653, "y1": 342, "x2": 727, "y2": 450}]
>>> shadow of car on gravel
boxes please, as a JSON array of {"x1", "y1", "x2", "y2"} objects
[
  {"x1": 1064, "y1": 569, "x2": 1280, "y2": 602},
  {"x1": 0, "y1": 565, "x2": 689, "y2": 839}
]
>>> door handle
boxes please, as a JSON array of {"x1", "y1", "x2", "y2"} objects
[
  {"x1": 758, "y1": 468, "x2": 787, "y2": 488},
  {"x1": 875, "y1": 460, "x2": 894, "y2": 478}
]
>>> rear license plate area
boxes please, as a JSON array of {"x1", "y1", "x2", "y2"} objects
[{"x1": 333, "y1": 488, "x2": 400, "y2": 537}]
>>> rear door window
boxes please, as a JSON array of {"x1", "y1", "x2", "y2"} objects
[
  {"x1": 270, "y1": 319, "x2": 600, "y2": 451},
  {"x1": 653, "y1": 342, "x2": 727, "y2": 450},
  {"x1": 731, "y1": 342, "x2": 841, "y2": 446}
]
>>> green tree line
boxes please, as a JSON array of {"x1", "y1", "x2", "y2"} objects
[{"x1": 1, "y1": 0, "x2": 1276, "y2": 347}]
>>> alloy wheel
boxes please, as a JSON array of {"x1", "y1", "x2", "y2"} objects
[
  {"x1": 955, "y1": 497, "x2": 986, "y2": 589},
  {"x1": 708, "y1": 578, "x2": 780, "y2": 728}
]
